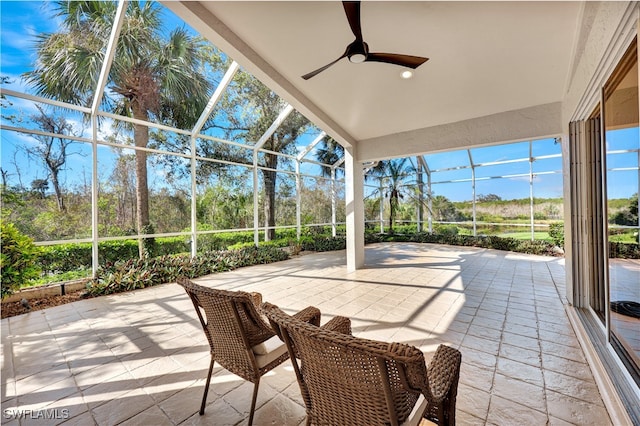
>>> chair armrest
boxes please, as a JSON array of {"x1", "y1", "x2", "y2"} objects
[
  {"x1": 292, "y1": 306, "x2": 321, "y2": 327},
  {"x1": 249, "y1": 292, "x2": 263, "y2": 309},
  {"x1": 321, "y1": 316, "x2": 352, "y2": 335},
  {"x1": 426, "y1": 344, "x2": 462, "y2": 402}
]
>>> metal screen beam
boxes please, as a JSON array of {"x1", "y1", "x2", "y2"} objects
[
  {"x1": 192, "y1": 61, "x2": 239, "y2": 135},
  {"x1": 297, "y1": 131, "x2": 326, "y2": 160},
  {"x1": 254, "y1": 103, "x2": 294, "y2": 150}
]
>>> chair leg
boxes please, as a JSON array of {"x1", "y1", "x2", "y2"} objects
[
  {"x1": 200, "y1": 355, "x2": 215, "y2": 415},
  {"x1": 248, "y1": 379, "x2": 260, "y2": 426}
]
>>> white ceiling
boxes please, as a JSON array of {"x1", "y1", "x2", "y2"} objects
[{"x1": 164, "y1": 1, "x2": 582, "y2": 153}]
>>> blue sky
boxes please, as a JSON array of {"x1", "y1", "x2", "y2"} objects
[{"x1": 1, "y1": 1, "x2": 638, "y2": 203}]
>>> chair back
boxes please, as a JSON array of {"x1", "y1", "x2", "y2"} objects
[
  {"x1": 177, "y1": 277, "x2": 274, "y2": 382},
  {"x1": 263, "y1": 303, "x2": 427, "y2": 426}
]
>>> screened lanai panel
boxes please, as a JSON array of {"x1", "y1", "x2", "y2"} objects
[
  {"x1": 475, "y1": 178, "x2": 530, "y2": 236},
  {"x1": 531, "y1": 137, "x2": 562, "y2": 157},
  {"x1": 273, "y1": 171, "x2": 297, "y2": 228},
  {"x1": 102, "y1": 115, "x2": 193, "y2": 154},
  {"x1": 430, "y1": 181, "x2": 472, "y2": 233},
  {"x1": 533, "y1": 157, "x2": 563, "y2": 174},
  {"x1": 0, "y1": 2, "x2": 57, "y2": 94},
  {"x1": 471, "y1": 140, "x2": 530, "y2": 164},
  {"x1": 533, "y1": 174, "x2": 564, "y2": 221},
  {"x1": 1, "y1": 2, "x2": 113, "y2": 108},
  {"x1": 423, "y1": 150, "x2": 470, "y2": 170},
  {"x1": 196, "y1": 163, "x2": 253, "y2": 230},
  {"x1": 300, "y1": 176, "x2": 334, "y2": 225},
  {"x1": 0, "y1": 95, "x2": 89, "y2": 137},
  {"x1": 100, "y1": 2, "x2": 215, "y2": 132},
  {"x1": 148, "y1": 154, "x2": 191, "y2": 234},
  {"x1": 206, "y1": 69, "x2": 296, "y2": 147},
  {"x1": 195, "y1": 137, "x2": 253, "y2": 167},
  {"x1": 430, "y1": 168, "x2": 472, "y2": 185},
  {"x1": 2, "y1": 131, "x2": 92, "y2": 242},
  {"x1": 97, "y1": 147, "x2": 191, "y2": 236},
  {"x1": 474, "y1": 161, "x2": 528, "y2": 179}
]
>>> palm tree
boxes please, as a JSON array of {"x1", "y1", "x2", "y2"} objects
[
  {"x1": 24, "y1": 1, "x2": 211, "y2": 257},
  {"x1": 370, "y1": 158, "x2": 414, "y2": 232},
  {"x1": 315, "y1": 137, "x2": 344, "y2": 178}
]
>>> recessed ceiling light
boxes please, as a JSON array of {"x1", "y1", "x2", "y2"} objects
[{"x1": 401, "y1": 70, "x2": 413, "y2": 79}]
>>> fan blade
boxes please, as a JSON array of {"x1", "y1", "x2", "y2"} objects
[
  {"x1": 342, "y1": 1, "x2": 363, "y2": 41},
  {"x1": 365, "y1": 53, "x2": 429, "y2": 69},
  {"x1": 302, "y1": 51, "x2": 348, "y2": 80}
]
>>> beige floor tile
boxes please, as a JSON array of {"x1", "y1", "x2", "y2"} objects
[
  {"x1": 183, "y1": 398, "x2": 244, "y2": 426},
  {"x1": 492, "y1": 373, "x2": 546, "y2": 413},
  {"x1": 90, "y1": 387, "x2": 155, "y2": 425},
  {"x1": 543, "y1": 369, "x2": 604, "y2": 405},
  {"x1": 1, "y1": 244, "x2": 617, "y2": 425},
  {"x1": 456, "y1": 383, "x2": 490, "y2": 421},
  {"x1": 541, "y1": 352, "x2": 593, "y2": 382},
  {"x1": 495, "y1": 357, "x2": 544, "y2": 387},
  {"x1": 486, "y1": 394, "x2": 548, "y2": 425},
  {"x1": 546, "y1": 389, "x2": 612, "y2": 425},
  {"x1": 499, "y1": 342, "x2": 541, "y2": 367},
  {"x1": 252, "y1": 393, "x2": 307, "y2": 426},
  {"x1": 58, "y1": 410, "x2": 97, "y2": 426},
  {"x1": 157, "y1": 381, "x2": 207, "y2": 424},
  {"x1": 118, "y1": 404, "x2": 173, "y2": 426}
]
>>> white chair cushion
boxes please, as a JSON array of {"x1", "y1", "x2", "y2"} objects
[
  {"x1": 252, "y1": 335, "x2": 288, "y2": 368},
  {"x1": 402, "y1": 393, "x2": 432, "y2": 426}
]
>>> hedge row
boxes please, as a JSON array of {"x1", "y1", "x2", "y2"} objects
[
  {"x1": 87, "y1": 245, "x2": 290, "y2": 296},
  {"x1": 37, "y1": 229, "x2": 305, "y2": 274},
  {"x1": 364, "y1": 232, "x2": 561, "y2": 256}
]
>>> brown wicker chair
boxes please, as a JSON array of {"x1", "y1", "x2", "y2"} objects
[
  {"x1": 177, "y1": 278, "x2": 321, "y2": 425},
  {"x1": 262, "y1": 302, "x2": 462, "y2": 426}
]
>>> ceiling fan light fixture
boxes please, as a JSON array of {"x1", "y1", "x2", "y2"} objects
[
  {"x1": 401, "y1": 70, "x2": 413, "y2": 79},
  {"x1": 349, "y1": 53, "x2": 367, "y2": 63}
]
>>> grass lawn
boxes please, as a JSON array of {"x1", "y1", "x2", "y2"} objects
[{"x1": 497, "y1": 231, "x2": 552, "y2": 241}]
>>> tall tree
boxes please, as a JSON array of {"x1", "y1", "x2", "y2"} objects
[
  {"x1": 207, "y1": 70, "x2": 310, "y2": 240},
  {"x1": 24, "y1": 105, "x2": 80, "y2": 212},
  {"x1": 370, "y1": 158, "x2": 414, "y2": 232},
  {"x1": 24, "y1": 1, "x2": 211, "y2": 256}
]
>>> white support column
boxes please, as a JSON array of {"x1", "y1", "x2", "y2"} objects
[
  {"x1": 417, "y1": 161, "x2": 423, "y2": 233},
  {"x1": 468, "y1": 150, "x2": 477, "y2": 237},
  {"x1": 253, "y1": 149, "x2": 260, "y2": 245},
  {"x1": 331, "y1": 167, "x2": 337, "y2": 237},
  {"x1": 345, "y1": 147, "x2": 365, "y2": 272},
  {"x1": 427, "y1": 169, "x2": 433, "y2": 233},
  {"x1": 379, "y1": 177, "x2": 384, "y2": 233},
  {"x1": 90, "y1": 0, "x2": 126, "y2": 275},
  {"x1": 296, "y1": 160, "x2": 301, "y2": 239},
  {"x1": 331, "y1": 157, "x2": 344, "y2": 238},
  {"x1": 529, "y1": 141, "x2": 535, "y2": 241},
  {"x1": 91, "y1": 116, "x2": 99, "y2": 276}
]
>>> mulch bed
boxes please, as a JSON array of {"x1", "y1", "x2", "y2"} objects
[{"x1": 1, "y1": 291, "x2": 92, "y2": 319}]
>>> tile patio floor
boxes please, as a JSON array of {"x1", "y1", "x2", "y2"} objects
[{"x1": 1, "y1": 243, "x2": 614, "y2": 425}]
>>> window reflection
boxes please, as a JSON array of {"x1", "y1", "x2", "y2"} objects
[{"x1": 604, "y1": 38, "x2": 639, "y2": 382}]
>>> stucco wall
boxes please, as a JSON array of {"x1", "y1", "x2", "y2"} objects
[{"x1": 562, "y1": 1, "x2": 638, "y2": 124}]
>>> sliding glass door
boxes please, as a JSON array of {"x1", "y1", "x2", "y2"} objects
[{"x1": 603, "y1": 38, "x2": 639, "y2": 383}]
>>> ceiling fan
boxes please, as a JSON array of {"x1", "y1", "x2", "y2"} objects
[{"x1": 301, "y1": 1, "x2": 429, "y2": 80}]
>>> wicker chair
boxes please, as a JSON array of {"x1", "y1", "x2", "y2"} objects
[
  {"x1": 262, "y1": 302, "x2": 462, "y2": 426},
  {"x1": 177, "y1": 278, "x2": 321, "y2": 425}
]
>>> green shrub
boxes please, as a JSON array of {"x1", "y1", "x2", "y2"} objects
[
  {"x1": 302, "y1": 236, "x2": 346, "y2": 252},
  {"x1": 86, "y1": 246, "x2": 289, "y2": 296},
  {"x1": 433, "y1": 224, "x2": 459, "y2": 236},
  {"x1": 549, "y1": 222, "x2": 565, "y2": 247},
  {"x1": 1, "y1": 223, "x2": 42, "y2": 298},
  {"x1": 609, "y1": 241, "x2": 640, "y2": 259}
]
